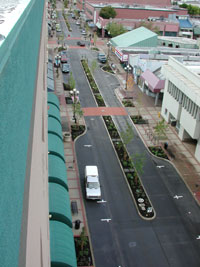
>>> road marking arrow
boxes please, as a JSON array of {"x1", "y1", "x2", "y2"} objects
[
  {"x1": 174, "y1": 195, "x2": 183, "y2": 199},
  {"x1": 97, "y1": 199, "x2": 107, "y2": 203},
  {"x1": 101, "y1": 218, "x2": 111, "y2": 222}
]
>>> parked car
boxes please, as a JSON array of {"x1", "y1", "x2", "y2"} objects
[
  {"x1": 61, "y1": 54, "x2": 68, "y2": 63},
  {"x1": 76, "y1": 21, "x2": 80, "y2": 25},
  {"x1": 81, "y1": 29, "x2": 87, "y2": 35},
  {"x1": 59, "y1": 50, "x2": 67, "y2": 56},
  {"x1": 98, "y1": 53, "x2": 107, "y2": 63},
  {"x1": 62, "y1": 63, "x2": 70, "y2": 73},
  {"x1": 77, "y1": 41, "x2": 85, "y2": 47},
  {"x1": 85, "y1": 166, "x2": 101, "y2": 200}
]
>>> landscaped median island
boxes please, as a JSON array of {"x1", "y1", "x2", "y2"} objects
[
  {"x1": 81, "y1": 59, "x2": 106, "y2": 106},
  {"x1": 80, "y1": 58, "x2": 154, "y2": 218},
  {"x1": 103, "y1": 116, "x2": 155, "y2": 219}
]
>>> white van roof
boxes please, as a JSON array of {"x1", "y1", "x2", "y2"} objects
[{"x1": 85, "y1": 166, "x2": 98, "y2": 177}]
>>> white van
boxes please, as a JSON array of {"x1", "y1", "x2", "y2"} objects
[{"x1": 85, "y1": 166, "x2": 101, "y2": 200}]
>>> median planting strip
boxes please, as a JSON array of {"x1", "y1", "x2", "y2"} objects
[{"x1": 80, "y1": 59, "x2": 155, "y2": 219}]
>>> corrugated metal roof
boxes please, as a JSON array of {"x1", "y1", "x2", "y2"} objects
[
  {"x1": 48, "y1": 154, "x2": 68, "y2": 190},
  {"x1": 49, "y1": 182, "x2": 72, "y2": 227},
  {"x1": 48, "y1": 93, "x2": 60, "y2": 110},
  {"x1": 50, "y1": 221, "x2": 77, "y2": 267},
  {"x1": 165, "y1": 24, "x2": 179, "y2": 32},
  {"x1": 48, "y1": 103, "x2": 61, "y2": 122},
  {"x1": 110, "y1": 27, "x2": 157, "y2": 47},
  {"x1": 48, "y1": 116, "x2": 62, "y2": 140},
  {"x1": 178, "y1": 19, "x2": 193, "y2": 29},
  {"x1": 194, "y1": 27, "x2": 200, "y2": 35},
  {"x1": 48, "y1": 68, "x2": 54, "y2": 80},
  {"x1": 48, "y1": 133, "x2": 65, "y2": 163}
]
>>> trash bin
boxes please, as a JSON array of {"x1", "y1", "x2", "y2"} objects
[
  {"x1": 164, "y1": 142, "x2": 168, "y2": 150},
  {"x1": 75, "y1": 220, "x2": 81, "y2": 230}
]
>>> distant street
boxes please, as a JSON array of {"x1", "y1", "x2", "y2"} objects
[{"x1": 58, "y1": 10, "x2": 200, "y2": 267}]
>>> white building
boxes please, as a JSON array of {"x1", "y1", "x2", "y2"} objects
[{"x1": 161, "y1": 57, "x2": 200, "y2": 161}]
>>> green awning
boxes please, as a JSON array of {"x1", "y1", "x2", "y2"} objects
[
  {"x1": 49, "y1": 182, "x2": 72, "y2": 227},
  {"x1": 48, "y1": 116, "x2": 62, "y2": 140},
  {"x1": 48, "y1": 154, "x2": 68, "y2": 191},
  {"x1": 48, "y1": 103, "x2": 61, "y2": 125},
  {"x1": 48, "y1": 133, "x2": 65, "y2": 163},
  {"x1": 48, "y1": 92, "x2": 60, "y2": 110},
  {"x1": 50, "y1": 221, "x2": 77, "y2": 267}
]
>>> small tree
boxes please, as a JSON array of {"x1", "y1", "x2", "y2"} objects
[
  {"x1": 154, "y1": 119, "x2": 168, "y2": 143},
  {"x1": 106, "y1": 22, "x2": 127, "y2": 37},
  {"x1": 121, "y1": 122, "x2": 134, "y2": 146},
  {"x1": 93, "y1": 32, "x2": 97, "y2": 47},
  {"x1": 69, "y1": 72, "x2": 76, "y2": 89},
  {"x1": 64, "y1": 0, "x2": 68, "y2": 8},
  {"x1": 99, "y1": 6, "x2": 116, "y2": 19},
  {"x1": 136, "y1": 22, "x2": 160, "y2": 35},
  {"x1": 91, "y1": 59, "x2": 97, "y2": 74},
  {"x1": 132, "y1": 153, "x2": 145, "y2": 175},
  {"x1": 74, "y1": 102, "x2": 83, "y2": 125}
]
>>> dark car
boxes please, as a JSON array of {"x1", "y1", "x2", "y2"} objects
[
  {"x1": 77, "y1": 41, "x2": 85, "y2": 47},
  {"x1": 61, "y1": 54, "x2": 68, "y2": 63},
  {"x1": 62, "y1": 63, "x2": 70, "y2": 73},
  {"x1": 98, "y1": 53, "x2": 107, "y2": 63}
]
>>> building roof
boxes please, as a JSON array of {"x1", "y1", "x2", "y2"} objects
[
  {"x1": 48, "y1": 154, "x2": 68, "y2": 190},
  {"x1": 141, "y1": 69, "x2": 165, "y2": 92},
  {"x1": 165, "y1": 24, "x2": 179, "y2": 32},
  {"x1": 50, "y1": 221, "x2": 77, "y2": 267},
  {"x1": 178, "y1": 19, "x2": 193, "y2": 28},
  {"x1": 110, "y1": 27, "x2": 157, "y2": 47},
  {"x1": 158, "y1": 36, "x2": 197, "y2": 45},
  {"x1": 194, "y1": 26, "x2": 200, "y2": 35}
]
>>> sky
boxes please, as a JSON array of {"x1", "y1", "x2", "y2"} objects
[{"x1": 0, "y1": 0, "x2": 31, "y2": 45}]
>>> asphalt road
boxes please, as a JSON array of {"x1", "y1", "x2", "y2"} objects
[{"x1": 58, "y1": 11, "x2": 200, "y2": 267}]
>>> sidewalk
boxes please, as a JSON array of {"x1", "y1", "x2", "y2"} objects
[{"x1": 96, "y1": 38, "x2": 200, "y2": 204}]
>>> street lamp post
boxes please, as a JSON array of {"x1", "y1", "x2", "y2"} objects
[
  {"x1": 124, "y1": 64, "x2": 132, "y2": 90},
  {"x1": 107, "y1": 41, "x2": 110, "y2": 61},
  {"x1": 55, "y1": 53, "x2": 61, "y2": 68},
  {"x1": 70, "y1": 88, "x2": 79, "y2": 124}
]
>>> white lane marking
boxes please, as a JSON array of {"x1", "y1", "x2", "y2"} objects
[
  {"x1": 101, "y1": 218, "x2": 111, "y2": 222},
  {"x1": 97, "y1": 199, "x2": 107, "y2": 203},
  {"x1": 174, "y1": 195, "x2": 183, "y2": 199},
  {"x1": 157, "y1": 165, "x2": 165, "y2": 168},
  {"x1": 84, "y1": 145, "x2": 92, "y2": 147}
]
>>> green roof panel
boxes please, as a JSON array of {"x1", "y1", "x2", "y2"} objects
[
  {"x1": 48, "y1": 116, "x2": 63, "y2": 140},
  {"x1": 48, "y1": 92, "x2": 60, "y2": 110},
  {"x1": 49, "y1": 182, "x2": 72, "y2": 227},
  {"x1": 110, "y1": 26, "x2": 157, "y2": 48},
  {"x1": 48, "y1": 133, "x2": 65, "y2": 163},
  {"x1": 50, "y1": 220, "x2": 77, "y2": 267},
  {"x1": 48, "y1": 154, "x2": 68, "y2": 190}
]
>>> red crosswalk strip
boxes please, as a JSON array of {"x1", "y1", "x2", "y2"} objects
[{"x1": 82, "y1": 107, "x2": 128, "y2": 116}]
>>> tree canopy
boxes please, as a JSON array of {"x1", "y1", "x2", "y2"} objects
[
  {"x1": 179, "y1": 4, "x2": 200, "y2": 15},
  {"x1": 99, "y1": 6, "x2": 116, "y2": 19},
  {"x1": 136, "y1": 21, "x2": 160, "y2": 35},
  {"x1": 106, "y1": 22, "x2": 127, "y2": 37}
]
